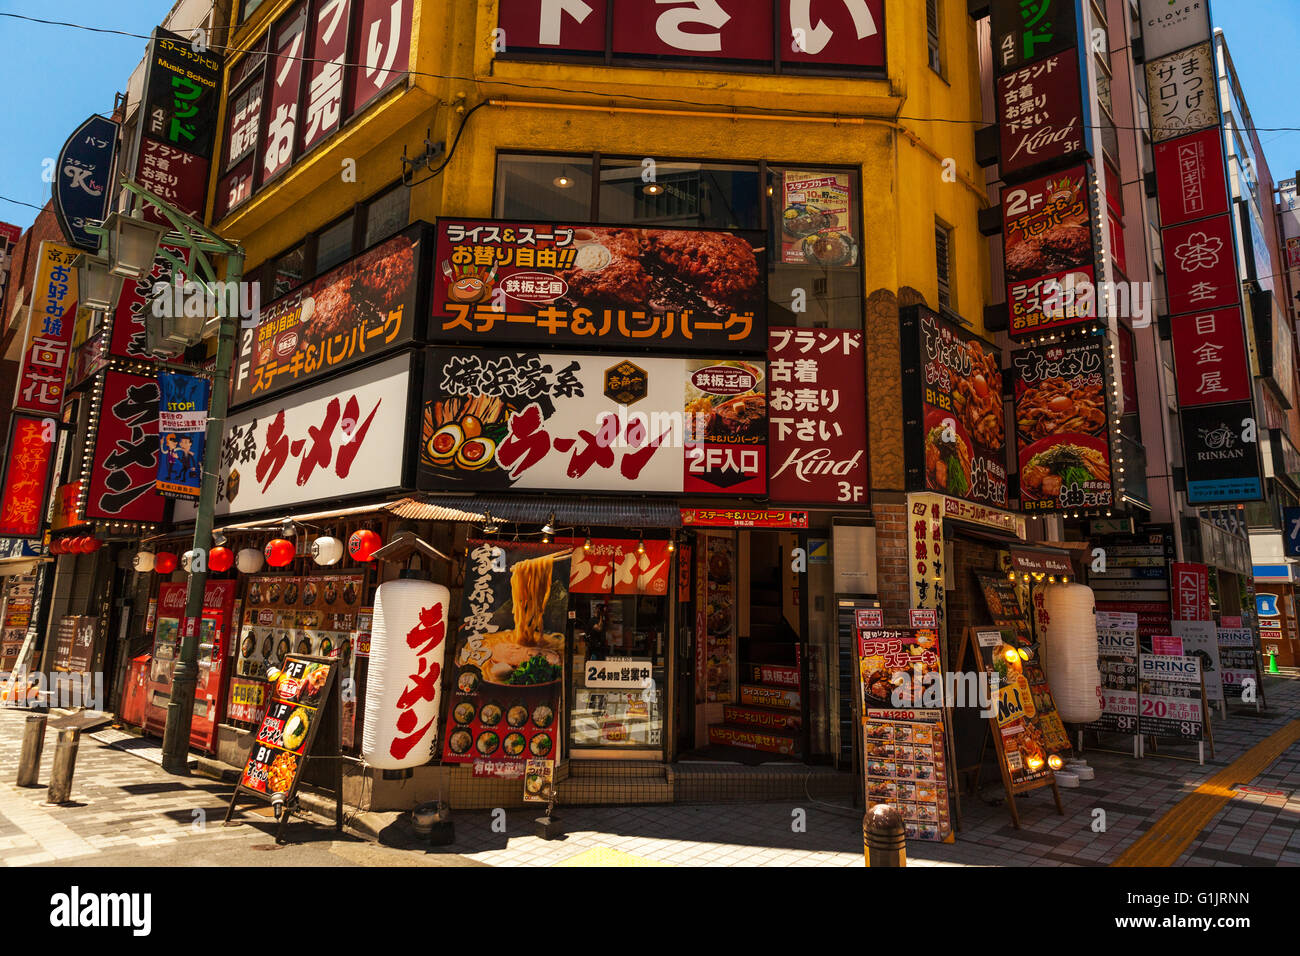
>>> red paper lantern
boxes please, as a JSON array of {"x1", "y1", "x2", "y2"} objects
[
  {"x1": 209, "y1": 546, "x2": 235, "y2": 573},
  {"x1": 79, "y1": 537, "x2": 102, "y2": 554},
  {"x1": 265, "y1": 538, "x2": 296, "y2": 568},
  {"x1": 154, "y1": 552, "x2": 178, "y2": 574},
  {"x1": 50, "y1": 539, "x2": 64, "y2": 555},
  {"x1": 348, "y1": 529, "x2": 382, "y2": 562}
]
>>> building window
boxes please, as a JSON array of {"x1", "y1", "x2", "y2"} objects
[
  {"x1": 494, "y1": 154, "x2": 593, "y2": 221},
  {"x1": 240, "y1": 0, "x2": 269, "y2": 23},
  {"x1": 270, "y1": 245, "x2": 306, "y2": 299},
  {"x1": 935, "y1": 220, "x2": 955, "y2": 310},
  {"x1": 599, "y1": 160, "x2": 760, "y2": 230},
  {"x1": 363, "y1": 185, "x2": 410, "y2": 247},
  {"x1": 315, "y1": 214, "x2": 355, "y2": 275},
  {"x1": 927, "y1": 0, "x2": 944, "y2": 76}
]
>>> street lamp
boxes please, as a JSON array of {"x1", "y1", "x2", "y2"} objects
[
  {"x1": 101, "y1": 208, "x2": 167, "y2": 279},
  {"x1": 90, "y1": 179, "x2": 244, "y2": 775},
  {"x1": 144, "y1": 282, "x2": 205, "y2": 357},
  {"x1": 73, "y1": 254, "x2": 125, "y2": 311}
]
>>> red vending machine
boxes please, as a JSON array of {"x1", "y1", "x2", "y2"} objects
[{"x1": 143, "y1": 580, "x2": 236, "y2": 753}]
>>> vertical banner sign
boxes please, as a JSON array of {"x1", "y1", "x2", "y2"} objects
[
  {"x1": 52, "y1": 115, "x2": 120, "y2": 251},
  {"x1": 989, "y1": 0, "x2": 1080, "y2": 75},
  {"x1": 995, "y1": 49, "x2": 1091, "y2": 182},
  {"x1": 1171, "y1": 562, "x2": 1210, "y2": 621},
  {"x1": 766, "y1": 328, "x2": 867, "y2": 505},
  {"x1": 1138, "y1": 0, "x2": 1212, "y2": 61},
  {"x1": 135, "y1": 28, "x2": 222, "y2": 223},
  {"x1": 1011, "y1": 336, "x2": 1116, "y2": 512},
  {"x1": 156, "y1": 372, "x2": 209, "y2": 500},
  {"x1": 901, "y1": 306, "x2": 1008, "y2": 508},
  {"x1": 1088, "y1": 611, "x2": 1139, "y2": 735},
  {"x1": 82, "y1": 370, "x2": 165, "y2": 524},
  {"x1": 349, "y1": 0, "x2": 414, "y2": 114},
  {"x1": 444, "y1": 540, "x2": 570, "y2": 770},
  {"x1": 1144, "y1": 42, "x2": 1218, "y2": 143},
  {"x1": 0, "y1": 415, "x2": 57, "y2": 538},
  {"x1": 14, "y1": 242, "x2": 79, "y2": 416},
  {"x1": 1001, "y1": 165, "x2": 1100, "y2": 338}
]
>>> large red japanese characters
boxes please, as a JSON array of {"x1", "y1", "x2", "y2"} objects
[
  {"x1": 361, "y1": 579, "x2": 450, "y2": 769},
  {"x1": 83, "y1": 370, "x2": 166, "y2": 525}
]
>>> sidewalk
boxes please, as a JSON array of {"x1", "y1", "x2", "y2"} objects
[{"x1": 1, "y1": 675, "x2": 1297, "y2": 867}]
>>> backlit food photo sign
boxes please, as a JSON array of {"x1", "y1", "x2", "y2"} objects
[
  {"x1": 431, "y1": 219, "x2": 767, "y2": 353},
  {"x1": 419, "y1": 348, "x2": 768, "y2": 496},
  {"x1": 496, "y1": 0, "x2": 886, "y2": 70},
  {"x1": 901, "y1": 306, "x2": 1008, "y2": 509}
]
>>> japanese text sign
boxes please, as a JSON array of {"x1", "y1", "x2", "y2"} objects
[
  {"x1": 143, "y1": 27, "x2": 222, "y2": 159},
  {"x1": 1180, "y1": 402, "x2": 1264, "y2": 504},
  {"x1": 14, "y1": 242, "x2": 79, "y2": 416},
  {"x1": 83, "y1": 370, "x2": 165, "y2": 524},
  {"x1": 156, "y1": 372, "x2": 209, "y2": 500},
  {"x1": 1152, "y1": 127, "x2": 1229, "y2": 229},
  {"x1": 1171, "y1": 562, "x2": 1210, "y2": 622},
  {"x1": 990, "y1": 0, "x2": 1081, "y2": 76},
  {"x1": 1145, "y1": 42, "x2": 1217, "y2": 143},
  {"x1": 431, "y1": 220, "x2": 767, "y2": 353},
  {"x1": 53, "y1": 115, "x2": 120, "y2": 251},
  {"x1": 233, "y1": 224, "x2": 427, "y2": 407},
  {"x1": 420, "y1": 349, "x2": 768, "y2": 496},
  {"x1": 1161, "y1": 214, "x2": 1240, "y2": 316},
  {"x1": 1169, "y1": 307, "x2": 1253, "y2": 407},
  {"x1": 996, "y1": 49, "x2": 1090, "y2": 181},
  {"x1": 0, "y1": 415, "x2": 58, "y2": 538},
  {"x1": 766, "y1": 328, "x2": 867, "y2": 505}
]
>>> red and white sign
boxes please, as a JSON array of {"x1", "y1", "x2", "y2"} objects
[
  {"x1": 1171, "y1": 562, "x2": 1210, "y2": 622},
  {"x1": 302, "y1": 0, "x2": 351, "y2": 152},
  {"x1": 136, "y1": 137, "x2": 210, "y2": 224},
  {"x1": 1153, "y1": 127, "x2": 1228, "y2": 228},
  {"x1": 996, "y1": 51, "x2": 1088, "y2": 181},
  {"x1": 14, "y1": 242, "x2": 78, "y2": 416},
  {"x1": 83, "y1": 370, "x2": 166, "y2": 524},
  {"x1": 1162, "y1": 215, "x2": 1240, "y2": 316},
  {"x1": 1169, "y1": 307, "x2": 1253, "y2": 407},
  {"x1": 681, "y1": 509, "x2": 808, "y2": 528},
  {"x1": 348, "y1": 0, "x2": 413, "y2": 115},
  {"x1": 203, "y1": 352, "x2": 412, "y2": 517},
  {"x1": 262, "y1": 10, "x2": 307, "y2": 182},
  {"x1": 497, "y1": 0, "x2": 885, "y2": 69},
  {"x1": 562, "y1": 538, "x2": 672, "y2": 596},
  {"x1": 909, "y1": 609, "x2": 939, "y2": 629},
  {"x1": 0, "y1": 415, "x2": 56, "y2": 538},
  {"x1": 767, "y1": 328, "x2": 867, "y2": 505}
]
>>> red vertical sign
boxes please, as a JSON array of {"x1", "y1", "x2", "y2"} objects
[
  {"x1": 1172, "y1": 562, "x2": 1210, "y2": 622},
  {"x1": 0, "y1": 415, "x2": 56, "y2": 538}
]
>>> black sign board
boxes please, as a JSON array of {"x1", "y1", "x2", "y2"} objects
[
  {"x1": 990, "y1": 0, "x2": 1082, "y2": 76},
  {"x1": 53, "y1": 115, "x2": 119, "y2": 251},
  {"x1": 1179, "y1": 402, "x2": 1265, "y2": 505},
  {"x1": 143, "y1": 27, "x2": 223, "y2": 160}
]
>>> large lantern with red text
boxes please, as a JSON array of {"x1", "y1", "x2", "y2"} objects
[
  {"x1": 154, "y1": 552, "x2": 178, "y2": 574},
  {"x1": 361, "y1": 578, "x2": 450, "y2": 770},
  {"x1": 348, "y1": 530, "x2": 382, "y2": 563},
  {"x1": 265, "y1": 538, "x2": 295, "y2": 568},
  {"x1": 209, "y1": 546, "x2": 234, "y2": 573}
]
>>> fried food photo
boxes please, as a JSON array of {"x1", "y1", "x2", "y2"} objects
[{"x1": 1017, "y1": 376, "x2": 1105, "y2": 442}]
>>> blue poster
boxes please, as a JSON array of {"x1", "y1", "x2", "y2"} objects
[{"x1": 156, "y1": 372, "x2": 208, "y2": 500}]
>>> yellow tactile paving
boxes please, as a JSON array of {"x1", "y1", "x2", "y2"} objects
[
  {"x1": 1112, "y1": 720, "x2": 1300, "y2": 867},
  {"x1": 554, "y1": 846, "x2": 672, "y2": 867}
]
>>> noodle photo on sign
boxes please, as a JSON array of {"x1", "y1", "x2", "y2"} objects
[{"x1": 444, "y1": 540, "x2": 572, "y2": 768}]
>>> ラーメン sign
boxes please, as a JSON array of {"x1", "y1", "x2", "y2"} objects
[{"x1": 419, "y1": 349, "x2": 768, "y2": 496}]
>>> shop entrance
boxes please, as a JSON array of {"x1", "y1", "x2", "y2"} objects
[{"x1": 683, "y1": 529, "x2": 820, "y2": 762}]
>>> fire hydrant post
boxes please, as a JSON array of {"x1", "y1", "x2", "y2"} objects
[
  {"x1": 46, "y1": 728, "x2": 80, "y2": 805},
  {"x1": 17, "y1": 714, "x2": 47, "y2": 787},
  {"x1": 864, "y1": 804, "x2": 907, "y2": 867}
]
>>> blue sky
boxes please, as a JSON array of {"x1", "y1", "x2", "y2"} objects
[
  {"x1": 1, "y1": 1, "x2": 1299, "y2": 233},
  {"x1": 0, "y1": 1, "x2": 172, "y2": 231},
  {"x1": 1214, "y1": 1, "x2": 1300, "y2": 186}
]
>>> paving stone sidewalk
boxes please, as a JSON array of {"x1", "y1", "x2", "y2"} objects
[{"x1": 0, "y1": 674, "x2": 1297, "y2": 867}]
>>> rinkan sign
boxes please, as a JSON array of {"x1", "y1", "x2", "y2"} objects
[{"x1": 1138, "y1": 0, "x2": 1211, "y2": 61}]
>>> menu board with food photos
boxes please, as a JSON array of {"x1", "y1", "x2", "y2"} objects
[
  {"x1": 863, "y1": 710, "x2": 952, "y2": 842},
  {"x1": 230, "y1": 656, "x2": 340, "y2": 833},
  {"x1": 233, "y1": 574, "x2": 362, "y2": 686},
  {"x1": 976, "y1": 575, "x2": 1071, "y2": 756},
  {"x1": 445, "y1": 540, "x2": 570, "y2": 770},
  {"x1": 780, "y1": 171, "x2": 858, "y2": 267}
]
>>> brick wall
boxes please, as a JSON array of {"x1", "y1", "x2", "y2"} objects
[
  {"x1": 946, "y1": 536, "x2": 1006, "y2": 663},
  {"x1": 872, "y1": 494, "x2": 910, "y2": 626}
]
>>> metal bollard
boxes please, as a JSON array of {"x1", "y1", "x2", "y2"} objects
[
  {"x1": 863, "y1": 804, "x2": 907, "y2": 867},
  {"x1": 17, "y1": 714, "x2": 47, "y2": 787},
  {"x1": 46, "y1": 728, "x2": 80, "y2": 805}
]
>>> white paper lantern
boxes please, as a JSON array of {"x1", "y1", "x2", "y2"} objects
[
  {"x1": 235, "y1": 547, "x2": 265, "y2": 574},
  {"x1": 362, "y1": 578, "x2": 450, "y2": 770},
  {"x1": 133, "y1": 551, "x2": 155, "y2": 573},
  {"x1": 311, "y1": 536, "x2": 344, "y2": 566},
  {"x1": 1041, "y1": 583, "x2": 1102, "y2": 724},
  {"x1": 181, "y1": 549, "x2": 201, "y2": 572}
]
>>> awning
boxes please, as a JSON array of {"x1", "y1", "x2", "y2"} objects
[
  {"x1": 387, "y1": 495, "x2": 682, "y2": 529},
  {"x1": 1009, "y1": 547, "x2": 1075, "y2": 575}
]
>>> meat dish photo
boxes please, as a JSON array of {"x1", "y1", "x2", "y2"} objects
[{"x1": 1016, "y1": 376, "x2": 1106, "y2": 443}]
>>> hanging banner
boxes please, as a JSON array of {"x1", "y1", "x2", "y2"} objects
[
  {"x1": 420, "y1": 349, "x2": 767, "y2": 496},
  {"x1": 156, "y1": 372, "x2": 209, "y2": 500},
  {"x1": 1011, "y1": 336, "x2": 1116, "y2": 512},
  {"x1": 444, "y1": 540, "x2": 570, "y2": 768},
  {"x1": 53, "y1": 115, "x2": 120, "y2": 251},
  {"x1": 431, "y1": 220, "x2": 767, "y2": 353},
  {"x1": 1001, "y1": 165, "x2": 1100, "y2": 338},
  {"x1": 901, "y1": 306, "x2": 1008, "y2": 508},
  {"x1": 1152, "y1": 128, "x2": 1229, "y2": 229},
  {"x1": 81, "y1": 369, "x2": 165, "y2": 524},
  {"x1": 14, "y1": 242, "x2": 79, "y2": 416},
  {"x1": 0, "y1": 415, "x2": 58, "y2": 538},
  {"x1": 1145, "y1": 42, "x2": 1217, "y2": 143},
  {"x1": 766, "y1": 328, "x2": 867, "y2": 505},
  {"x1": 1169, "y1": 307, "x2": 1253, "y2": 407}
]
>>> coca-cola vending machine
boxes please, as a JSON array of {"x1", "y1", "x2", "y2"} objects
[{"x1": 143, "y1": 580, "x2": 236, "y2": 753}]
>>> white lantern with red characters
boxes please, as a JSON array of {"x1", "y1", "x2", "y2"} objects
[{"x1": 361, "y1": 575, "x2": 450, "y2": 770}]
